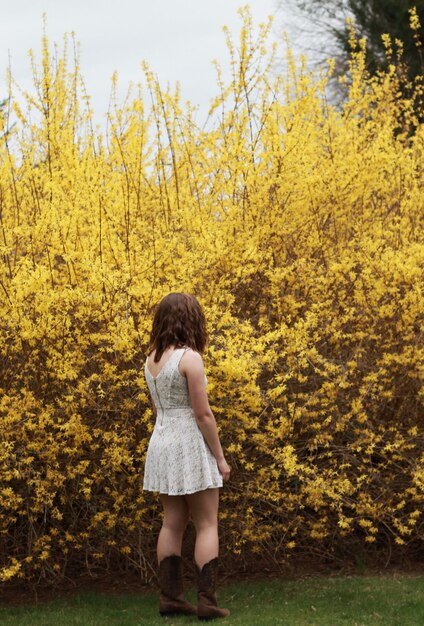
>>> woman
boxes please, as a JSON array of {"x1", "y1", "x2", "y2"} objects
[{"x1": 143, "y1": 292, "x2": 231, "y2": 620}]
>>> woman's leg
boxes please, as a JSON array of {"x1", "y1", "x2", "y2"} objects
[
  {"x1": 157, "y1": 494, "x2": 190, "y2": 562},
  {"x1": 186, "y1": 488, "x2": 229, "y2": 618},
  {"x1": 185, "y1": 488, "x2": 219, "y2": 569},
  {"x1": 156, "y1": 494, "x2": 197, "y2": 616}
]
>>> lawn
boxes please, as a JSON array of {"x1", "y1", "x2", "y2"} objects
[{"x1": 1, "y1": 573, "x2": 423, "y2": 625}]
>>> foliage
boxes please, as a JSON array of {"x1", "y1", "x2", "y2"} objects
[
  {"x1": 0, "y1": 8, "x2": 423, "y2": 586},
  {"x1": 0, "y1": 98, "x2": 12, "y2": 141}
]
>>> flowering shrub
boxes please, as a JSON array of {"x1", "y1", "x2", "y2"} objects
[{"x1": 0, "y1": 8, "x2": 423, "y2": 584}]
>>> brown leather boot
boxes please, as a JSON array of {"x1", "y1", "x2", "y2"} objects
[
  {"x1": 158, "y1": 555, "x2": 197, "y2": 616},
  {"x1": 196, "y1": 557, "x2": 230, "y2": 620}
]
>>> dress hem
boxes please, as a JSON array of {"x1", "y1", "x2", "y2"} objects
[{"x1": 143, "y1": 482, "x2": 223, "y2": 495}]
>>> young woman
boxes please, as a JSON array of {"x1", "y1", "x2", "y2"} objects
[{"x1": 143, "y1": 292, "x2": 231, "y2": 620}]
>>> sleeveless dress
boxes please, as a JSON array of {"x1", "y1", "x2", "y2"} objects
[{"x1": 142, "y1": 347, "x2": 223, "y2": 495}]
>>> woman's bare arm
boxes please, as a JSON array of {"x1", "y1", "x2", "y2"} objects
[{"x1": 180, "y1": 350, "x2": 230, "y2": 481}]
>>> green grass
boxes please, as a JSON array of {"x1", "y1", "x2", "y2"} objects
[{"x1": 1, "y1": 574, "x2": 424, "y2": 625}]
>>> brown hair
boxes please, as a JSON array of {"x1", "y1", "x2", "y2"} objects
[{"x1": 148, "y1": 293, "x2": 208, "y2": 362}]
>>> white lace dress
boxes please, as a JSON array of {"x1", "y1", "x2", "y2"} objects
[{"x1": 142, "y1": 347, "x2": 223, "y2": 495}]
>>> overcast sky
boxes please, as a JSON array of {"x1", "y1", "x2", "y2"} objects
[{"x1": 0, "y1": 0, "x2": 311, "y2": 126}]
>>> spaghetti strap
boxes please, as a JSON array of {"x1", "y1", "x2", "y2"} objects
[{"x1": 175, "y1": 346, "x2": 191, "y2": 365}]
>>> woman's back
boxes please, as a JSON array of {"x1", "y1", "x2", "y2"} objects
[{"x1": 145, "y1": 347, "x2": 192, "y2": 411}]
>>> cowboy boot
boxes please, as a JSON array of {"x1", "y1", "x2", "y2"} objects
[
  {"x1": 158, "y1": 554, "x2": 197, "y2": 616},
  {"x1": 196, "y1": 557, "x2": 230, "y2": 620}
]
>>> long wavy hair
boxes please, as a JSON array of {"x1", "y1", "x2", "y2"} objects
[{"x1": 148, "y1": 293, "x2": 208, "y2": 362}]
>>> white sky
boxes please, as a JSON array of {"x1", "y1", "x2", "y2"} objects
[{"x1": 0, "y1": 0, "x2": 308, "y2": 126}]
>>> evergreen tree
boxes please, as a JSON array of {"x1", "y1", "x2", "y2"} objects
[{"x1": 288, "y1": 0, "x2": 424, "y2": 85}]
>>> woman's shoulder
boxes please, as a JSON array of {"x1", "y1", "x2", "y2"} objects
[
  {"x1": 181, "y1": 346, "x2": 202, "y2": 359},
  {"x1": 179, "y1": 348, "x2": 204, "y2": 372}
]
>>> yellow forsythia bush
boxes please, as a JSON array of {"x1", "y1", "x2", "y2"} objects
[{"x1": 0, "y1": 8, "x2": 423, "y2": 584}]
